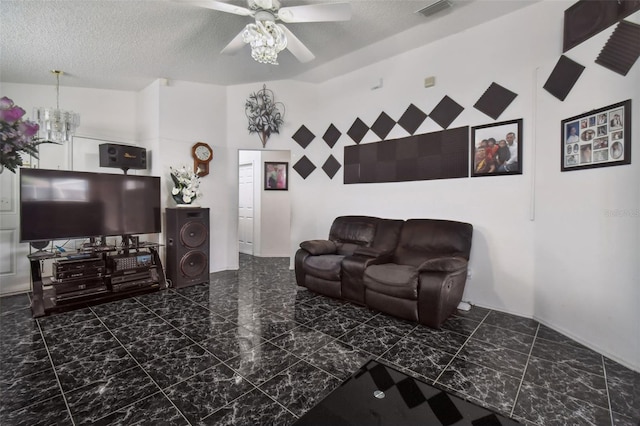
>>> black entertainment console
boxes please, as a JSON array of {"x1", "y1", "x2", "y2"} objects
[{"x1": 29, "y1": 239, "x2": 167, "y2": 317}]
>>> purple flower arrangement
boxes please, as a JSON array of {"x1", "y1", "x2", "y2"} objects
[{"x1": 0, "y1": 97, "x2": 55, "y2": 173}]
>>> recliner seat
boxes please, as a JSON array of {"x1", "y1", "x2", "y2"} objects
[{"x1": 295, "y1": 216, "x2": 472, "y2": 328}]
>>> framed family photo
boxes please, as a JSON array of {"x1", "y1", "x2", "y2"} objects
[
  {"x1": 471, "y1": 119, "x2": 523, "y2": 177},
  {"x1": 264, "y1": 161, "x2": 288, "y2": 190},
  {"x1": 561, "y1": 99, "x2": 631, "y2": 171}
]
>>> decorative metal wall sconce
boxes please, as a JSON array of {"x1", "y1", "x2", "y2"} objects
[{"x1": 245, "y1": 84, "x2": 285, "y2": 147}]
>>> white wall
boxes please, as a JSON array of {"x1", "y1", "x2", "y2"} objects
[
  {"x1": 533, "y1": 10, "x2": 640, "y2": 371},
  {"x1": 155, "y1": 80, "x2": 230, "y2": 272}
]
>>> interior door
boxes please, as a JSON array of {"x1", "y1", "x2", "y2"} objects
[
  {"x1": 238, "y1": 163, "x2": 254, "y2": 255},
  {"x1": 0, "y1": 170, "x2": 31, "y2": 295}
]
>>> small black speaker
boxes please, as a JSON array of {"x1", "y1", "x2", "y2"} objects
[
  {"x1": 165, "y1": 207, "x2": 210, "y2": 289},
  {"x1": 99, "y1": 143, "x2": 147, "y2": 171}
]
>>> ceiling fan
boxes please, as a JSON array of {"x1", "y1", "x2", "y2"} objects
[{"x1": 187, "y1": 0, "x2": 351, "y2": 64}]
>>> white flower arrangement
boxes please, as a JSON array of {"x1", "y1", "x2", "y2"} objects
[{"x1": 170, "y1": 166, "x2": 202, "y2": 205}]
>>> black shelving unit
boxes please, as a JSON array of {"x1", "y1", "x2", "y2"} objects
[{"x1": 29, "y1": 240, "x2": 167, "y2": 317}]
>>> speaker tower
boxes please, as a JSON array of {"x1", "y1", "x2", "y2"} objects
[{"x1": 165, "y1": 208, "x2": 210, "y2": 288}]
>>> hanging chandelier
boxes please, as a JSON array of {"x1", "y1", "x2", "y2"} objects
[
  {"x1": 242, "y1": 11, "x2": 287, "y2": 65},
  {"x1": 33, "y1": 70, "x2": 80, "y2": 143}
]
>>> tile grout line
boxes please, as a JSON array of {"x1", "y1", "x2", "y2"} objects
[
  {"x1": 169, "y1": 290, "x2": 343, "y2": 422},
  {"x1": 432, "y1": 310, "x2": 491, "y2": 385},
  {"x1": 89, "y1": 306, "x2": 193, "y2": 426},
  {"x1": 139, "y1": 294, "x2": 300, "y2": 423},
  {"x1": 35, "y1": 319, "x2": 77, "y2": 426},
  {"x1": 602, "y1": 355, "x2": 615, "y2": 426},
  {"x1": 509, "y1": 322, "x2": 540, "y2": 419}
]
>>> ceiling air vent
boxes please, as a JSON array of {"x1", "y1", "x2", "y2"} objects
[{"x1": 416, "y1": 0, "x2": 452, "y2": 17}]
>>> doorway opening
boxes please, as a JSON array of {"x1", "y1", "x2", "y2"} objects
[{"x1": 238, "y1": 150, "x2": 291, "y2": 260}]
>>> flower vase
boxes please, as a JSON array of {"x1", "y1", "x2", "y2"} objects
[{"x1": 173, "y1": 194, "x2": 199, "y2": 208}]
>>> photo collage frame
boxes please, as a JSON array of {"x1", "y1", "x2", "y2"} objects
[{"x1": 561, "y1": 100, "x2": 631, "y2": 171}]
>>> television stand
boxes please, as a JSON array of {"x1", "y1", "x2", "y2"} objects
[{"x1": 29, "y1": 241, "x2": 167, "y2": 318}]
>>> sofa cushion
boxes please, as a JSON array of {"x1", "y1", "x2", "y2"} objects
[
  {"x1": 300, "y1": 239, "x2": 337, "y2": 255},
  {"x1": 330, "y1": 219, "x2": 376, "y2": 246},
  {"x1": 364, "y1": 264, "x2": 419, "y2": 300},
  {"x1": 304, "y1": 254, "x2": 345, "y2": 281}
]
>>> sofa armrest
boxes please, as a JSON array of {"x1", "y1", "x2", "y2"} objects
[
  {"x1": 353, "y1": 246, "x2": 383, "y2": 257},
  {"x1": 417, "y1": 256, "x2": 468, "y2": 272},
  {"x1": 300, "y1": 239, "x2": 337, "y2": 255}
]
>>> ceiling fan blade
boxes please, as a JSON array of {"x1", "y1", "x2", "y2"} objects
[
  {"x1": 184, "y1": 1, "x2": 253, "y2": 17},
  {"x1": 220, "y1": 29, "x2": 247, "y2": 55},
  {"x1": 278, "y1": 3, "x2": 351, "y2": 23},
  {"x1": 278, "y1": 24, "x2": 315, "y2": 63}
]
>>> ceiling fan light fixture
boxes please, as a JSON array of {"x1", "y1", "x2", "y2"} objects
[{"x1": 242, "y1": 19, "x2": 287, "y2": 65}]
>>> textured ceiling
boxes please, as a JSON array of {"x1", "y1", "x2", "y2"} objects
[{"x1": 0, "y1": 0, "x2": 536, "y2": 91}]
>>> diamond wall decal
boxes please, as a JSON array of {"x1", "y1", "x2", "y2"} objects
[
  {"x1": 292, "y1": 125, "x2": 315, "y2": 149},
  {"x1": 397, "y1": 104, "x2": 427, "y2": 135},
  {"x1": 293, "y1": 156, "x2": 316, "y2": 179},
  {"x1": 371, "y1": 112, "x2": 396, "y2": 140},
  {"x1": 429, "y1": 96, "x2": 464, "y2": 129},
  {"x1": 543, "y1": 55, "x2": 585, "y2": 101},
  {"x1": 322, "y1": 155, "x2": 341, "y2": 179},
  {"x1": 347, "y1": 118, "x2": 369, "y2": 144},
  {"x1": 473, "y1": 82, "x2": 518, "y2": 120},
  {"x1": 323, "y1": 124, "x2": 342, "y2": 148}
]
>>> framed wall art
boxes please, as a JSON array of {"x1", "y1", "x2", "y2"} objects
[
  {"x1": 264, "y1": 162, "x2": 288, "y2": 190},
  {"x1": 471, "y1": 119, "x2": 523, "y2": 177},
  {"x1": 561, "y1": 99, "x2": 631, "y2": 171}
]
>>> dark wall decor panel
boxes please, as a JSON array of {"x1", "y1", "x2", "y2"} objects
[
  {"x1": 396, "y1": 136, "x2": 420, "y2": 160},
  {"x1": 429, "y1": 96, "x2": 465, "y2": 129},
  {"x1": 293, "y1": 156, "x2": 316, "y2": 179},
  {"x1": 344, "y1": 126, "x2": 469, "y2": 184},
  {"x1": 473, "y1": 82, "x2": 518, "y2": 120},
  {"x1": 398, "y1": 104, "x2": 428, "y2": 135},
  {"x1": 371, "y1": 112, "x2": 397, "y2": 140},
  {"x1": 596, "y1": 20, "x2": 640, "y2": 76},
  {"x1": 322, "y1": 124, "x2": 342, "y2": 148},
  {"x1": 347, "y1": 118, "x2": 370, "y2": 144},
  {"x1": 322, "y1": 155, "x2": 341, "y2": 179},
  {"x1": 292, "y1": 125, "x2": 316, "y2": 148},
  {"x1": 563, "y1": 0, "x2": 640, "y2": 52},
  {"x1": 543, "y1": 55, "x2": 586, "y2": 101}
]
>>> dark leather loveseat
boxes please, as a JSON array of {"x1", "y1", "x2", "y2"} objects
[{"x1": 295, "y1": 216, "x2": 473, "y2": 328}]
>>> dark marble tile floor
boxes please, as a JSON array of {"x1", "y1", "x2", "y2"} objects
[{"x1": 0, "y1": 254, "x2": 638, "y2": 425}]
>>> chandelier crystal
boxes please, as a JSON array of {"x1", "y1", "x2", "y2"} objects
[
  {"x1": 33, "y1": 70, "x2": 80, "y2": 143},
  {"x1": 242, "y1": 20, "x2": 287, "y2": 65}
]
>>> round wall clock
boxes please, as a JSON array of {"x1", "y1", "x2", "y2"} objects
[{"x1": 192, "y1": 142, "x2": 213, "y2": 177}]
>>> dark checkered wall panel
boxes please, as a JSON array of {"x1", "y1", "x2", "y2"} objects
[
  {"x1": 429, "y1": 96, "x2": 464, "y2": 129},
  {"x1": 344, "y1": 126, "x2": 469, "y2": 184},
  {"x1": 543, "y1": 55, "x2": 585, "y2": 101},
  {"x1": 596, "y1": 20, "x2": 640, "y2": 76},
  {"x1": 292, "y1": 125, "x2": 315, "y2": 148},
  {"x1": 293, "y1": 156, "x2": 316, "y2": 179},
  {"x1": 474, "y1": 83, "x2": 518, "y2": 120}
]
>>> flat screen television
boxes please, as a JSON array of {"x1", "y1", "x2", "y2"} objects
[{"x1": 20, "y1": 168, "x2": 161, "y2": 243}]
